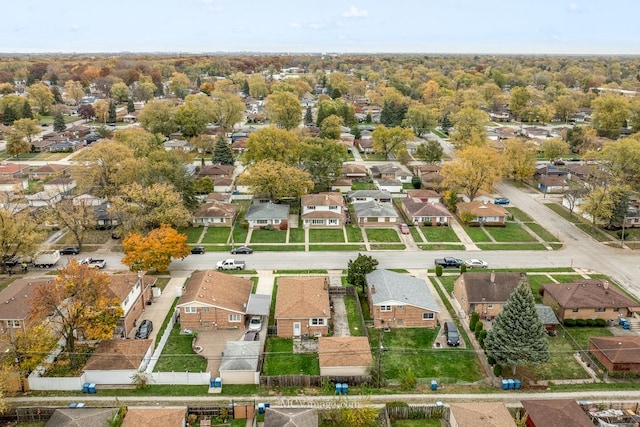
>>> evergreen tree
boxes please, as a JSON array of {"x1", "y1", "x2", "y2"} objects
[
  {"x1": 107, "y1": 101, "x2": 116, "y2": 124},
  {"x1": 380, "y1": 100, "x2": 408, "y2": 127},
  {"x1": 347, "y1": 254, "x2": 379, "y2": 294},
  {"x1": 242, "y1": 79, "x2": 250, "y2": 96},
  {"x1": 484, "y1": 275, "x2": 549, "y2": 375},
  {"x1": 22, "y1": 101, "x2": 33, "y2": 119},
  {"x1": 211, "y1": 134, "x2": 234, "y2": 165},
  {"x1": 51, "y1": 86, "x2": 63, "y2": 104},
  {"x1": 127, "y1": 98, "x2": 135, "y2": 113},
  {"x1": 441, "y1": 113, "x2": 453, "y2": 135},
  {"x1": 49, "y1": 73, "x2": 58, "y2": 86},
  {"x1": 2, "y1": 105, "x2": 16, "y2": 125},
  {"x1": 155, "y1": 82, "x2": 164, "y2": 97},
  {"x1": 350, "y1": 125, "x2": 361, "y2": 140},
  {"x1": 304, "y1": 106, "x2": 313, "y2": 125},
  {"x1": 53, "y1": 112, "x2": 66, "y2": 133}
]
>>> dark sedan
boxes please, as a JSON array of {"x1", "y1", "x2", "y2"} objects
[
  {"x1": 60, "y1": 246, "x2": 80, "y2": 255},
  {"x1": 135, "y1": 320, "x2": 153, "y2": 339},
  {"x1": 231, "y1": 246, "x2": 253, "y2": 255},
  {"x1": 190, "y1": 246, "x2": 205, "y2": 254}
]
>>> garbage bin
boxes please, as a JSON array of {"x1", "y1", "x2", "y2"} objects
[
  {"x1": 258, "y1": 403, "x2": 265, "y2": 415},
  {"x1": 210, "y1": 379, "x2": 216, "y2": 388},
  {"x1": 502, "y1": 379, "x2": 508, "y2": 390},
  {"x1": 514, "y1": 379, "x2": 521, "y2": 390},
  {"x1": 335, "y1": 383, "x2": 342, "y2": 395},
  {"x1": 342, "y1": 383, "x2": 348, "y2": 394},
  {"x1": 214, "y1": 377, "x2": 222, "y2": 387},
  {"x1": 88, "y1": 383, "x2": 96, "y2": 394},
  {"x1": 508, "y1": 379, "x2": 515, "y2": 390},
  {"x1": 431, "y1": 380, "x2": 438, "y2": 391},
  {"x1": 82, "y1": 383, "x2": 90, "y2": 393}
]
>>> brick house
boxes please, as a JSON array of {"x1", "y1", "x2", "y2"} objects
[
  {"x1": 453, "y1": 272, "x2": 526, "y2": 320},
  {"x1": 541, "y1": 279, "x2": 640, "y2": 322},
  {"x1": 456, "y1": 201, "x2": 508, "y2": 226},
  {"x1": 366, "y1": 269, "x2": 440, "y2": 329},
  {"x1": 191, "y1": 200, "x2": 238, "y2": 227},
  {"x1": 521, "y1": 400, "x2": 592, "y2": 427},
  {"x1": 0, "y1": 278, "x2": 52, "y2": 338},
  {"x1": 107, "y1": 273, "x2": 157, "y2": 339},
  {"x1": 589, "y1": 336, "x2": 640, "y2": 373},
  {"x1": 275, "y1": 277, "x2": 330, "y2": 338},
  {"x1": 400, "y1": 197, "x2": 452, "y2": 226},
  {"x1": 177, "y1": 271, "x2": 252, "y2": 330},
  {"x1": 300, "y1": 192, "x2": 345, "y2": 227}
]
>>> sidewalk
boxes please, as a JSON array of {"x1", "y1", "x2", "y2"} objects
[{"x1": 448, "y1": 218, "x2": 479, "y2": 251}]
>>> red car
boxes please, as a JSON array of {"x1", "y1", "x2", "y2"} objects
[{"x1": 399, "y1": 223, "x2": 410, "y2": 234}]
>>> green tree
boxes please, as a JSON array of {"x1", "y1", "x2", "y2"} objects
[
  {"x1": 380, "y1": 99, "x2": 408, "y2": 127},
  {"x1": 174, "y1": 95, "x2": 214, "y2": 137},
  {"x1": 1, "y1": 324, "x2": 56, "y2": 382},
  {"x1": 212, "y1": 134, "x2": 235, "y2": 165},
  {"x1": 169, "y1": 72, "x2": 192, "y2": 99},
  {"x1": 541, "y1": 138, "x2": 569, "y2": 162},
  {"x1": 107, "y1": 101, "x2": 117, "y2": 123},
  {"x1": 347, "y1": 253, "x2": 379, "y2": 294},
  {"x1": 299, "y1": 137, "x2": 347, "y2": 192},
  {"x1": 502, "y1": 138, "x2": 537, "y2": 181},
  {"x1": 238, "y1": 159, "x2": 313, "y2": 201},
  {"x1": 450, "y1": 107, "x2": 488, "y2": 147},
  {"x1": 597, "y1": 136, "x2": 640, "y2": 189},
  {"x1": 210, "y1": 92, "x2": 245, "y2": 132},
  {"x1": 484, "y1": 275, "x2": 549, "y2": 375},
  {"x1": 304, "y1": 106, "x2": 313, "y2": 125},
  {"x1": 441, "y1": 145, "x2": 503, "y2": 201},
  {"x1": 21, "y1": 100, "x2": 33, "y2": 119},
  {"x1": 134, "y1": 81, "x2": 157, "y2": 102},
  {"x1": 127, "y1": 97, "x2": 135, "y2": 113},
  {"x1": 509, "y1": 86, "x2": 531, "y2": 121},
  {"x1": 440, "y1": 112, "x2": 453, "y2": 135},
  {"x1": 138, "y1": 100, "x2": 178, "y2": 136},
  {"x1": 53, "y1": 112, "x2": 66, "y2": 132},
  {"x1": 6, "y1": 130, "x2": 31, "y2": 159},
  {"x1": 415, "y1": 140, "x2": 444, "y2": 163},
  {"x1": 265, "y1": 91, "x2": 302, "y2": 129},
  {"x1": 372, "y1": 125, "x2": 414, "y2": 160},
  {"x1": 110, "y1": 82, "x2": 131, "y2": 104},
  {"x1": 591, "y1": 93, "x2": 629, "y2": 138},
  {"x1": 404, "y1": 104, "x2": 438, "y2": 137},
  {"x1": 564, "y1": 125, "x2": 597, "y2": 154},
  {"x1": 12, "y1": 118, "x2": 39, "y2": 144},
  {"x1": 25, "y1": 82, "x2": 55, "y2": 115},
  {"x1": 245, "y1": 126, "x2": 300, "y2": 165},
  {"x1": 2, "y1": 105, "x2": 16, "y2": 125},
  {"x1": 319, "y1": 114, "x2": 343, "y2": 140}
]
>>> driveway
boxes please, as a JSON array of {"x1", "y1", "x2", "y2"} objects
[{"x1": 195, "y1": 329, "x2": 245, "y2": 377}]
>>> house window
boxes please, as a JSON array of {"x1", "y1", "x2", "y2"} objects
[
  {"x1": 380, "y1": 305, "x2": 392, "y2": 312},
  {"x1": 202, "y1": 307, "x2": 209, "y2": 313},
  {"x1": 228, "y1": 314, "x2": 241, "y2": 323},
  {"x1": 184, "y1": 307, "x2": 197, "y2": 314},
  {"x1": 328, "y1": 219, "x2": 338, "y2": 225},
  {"x1": 256, "y1": 219, "x2": 268, "y2": 225},
  {"x1": 613, "y1": 307, "x2": 620, "y2": 312},
  {"x1": 123, "y1": 296, "x2": 129, "y2": 306},
  {"x1": 329, "y1": 205, "x2": 338, "y2": 210},
  {"x1": 487, "y1": 303, "x2": 494, "y2": 309},
  {"x1": 595, "y1": 308, "x2": 606, "y2": 312},
  {"x1": 312, "y1": 219, "x2": 324, "y2": 225},
  {"x1": 7, "y1": 320, "x2": 21, "y2": 328},
  {"x1": 311, "y1": 318, "x2": 326, "y2": 326},
  {"x1": 307, "y1": 206, "x2": 316, "y2": 210},
  {"x1": 422, "y1": 313, "x2": 434, "y2": 320},
  {"x1": 572, "y1": 308, "x2": 579, "y2": 312},
  {"x1": 274, "y1": 219, "x2": 280, "y2": 224}
]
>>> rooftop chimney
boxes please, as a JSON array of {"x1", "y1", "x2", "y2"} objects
[
  {"x1": 490, "y1": 272, "x2": 496, "y2": 285},
  {"x1": 603, "y1": 281, "x2": 609, "y2": 290},
  {"x1": 371, "y1": 285, "x2": 376, "y2": 294}
]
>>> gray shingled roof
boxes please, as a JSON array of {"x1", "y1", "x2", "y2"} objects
[
  {"x1": 366, "y1": 269, "x2": 440, "y2": 312},
  {"x1": 219, "y1": 341, "x2": 260, "y2": 371},
  {"x1": 245, "y1": 202, "x2": 290, "y2": 220},
  {"x1": 535, "y1": 304, "x2": 560, "y2": 325},
  {"x1": 352, "y1": 200, "x2": 398, "y2": 218},
  {"x1": 348, "y1": 189, "x2": 392, "y2": 200}
]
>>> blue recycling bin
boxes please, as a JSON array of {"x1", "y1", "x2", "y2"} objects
[
  {"x1": 214, "y1": 377, "x2": 222, "y2": 387},
  {"x1": 264, "y1": 403, "x2": 270, "y2": 408},
  {"x1": 69, "y1": 403, "x2": 77, "y2": 408},
  {"x1": 258, "y1": 403, "x2": 265, "y2": 414},
  {"x1": 508, "y1": 379, "x2": 515, "y2": 390},
  {"x1": 335, "y1": 383, "x2": 342, "y2": 394},
  {"x1": 502, "y1": 379, "x2": 508, "y2": 390},
  {"x1": 82, "y1": 383, "x2": 90, "y2": 393},
  {"x1": 210, "y1": 379, "x2": 216, "y2": 388},
  {"x1": 514, "y1": 379, "x2": 521, "y2": 390},
  {"x1": 88, "y1": 383, "x2": 96, "y2": 394},
  {"x1": 431, "y1": 380, "x2": 438, "y2": 391},
  {"x1": 342, "y1": 383, "x2": 348, "y2": 394}
]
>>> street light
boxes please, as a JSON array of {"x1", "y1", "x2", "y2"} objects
[{"x1": 620, "y1": 216, "x2": 628, "y2": 248}]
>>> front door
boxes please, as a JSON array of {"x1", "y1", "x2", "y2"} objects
[{"x1": 293, "y1": 322, "x2": 301, "y2": 337}]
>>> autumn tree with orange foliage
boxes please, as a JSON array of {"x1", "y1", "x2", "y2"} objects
[
  {"x1": 122, "y1": 224, "x2": 190, "y2": 272},
  {"x1": 30, "y1": 260, "x2": 123, "y2": 368}
]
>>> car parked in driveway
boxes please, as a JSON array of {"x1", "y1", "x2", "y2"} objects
[
  {"x1": 60, "y1": 246, "x2": 80, "y2": 255},
  {"x1": 464, "y1": 259, "x2": 488, "y2": 269},
  {"x1": 494, "y1": 198, "x2": 510, "y2": 205},
  {"x1": 399, "y1": 223, "x2": 410, "y2": 234},
  {"x1": 248, "y1": 315, "x2": 263, "y2": 331},
  {"x1": 231, "y1": 246, "x2": 253, "y2": 255},
  {"x1": 135, "y1": 320, "x2": 153, "y2": 339},
  {"x1": 191, "y1": 246, "x2": 205, "y2": 254},
  {"x1": 244, "y1": 330, "x2": 260, "y2": 341},
  {"x1": 444, "y1": 321, "x2": 460, "y2": 346}
]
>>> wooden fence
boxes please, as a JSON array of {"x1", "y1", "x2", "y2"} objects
[
  {"x1": 259, "y1": 374, "x2": 371, "y2": 388},
  {"x1": 386, "y1": 404, "x2": 450, "y2": 421}
]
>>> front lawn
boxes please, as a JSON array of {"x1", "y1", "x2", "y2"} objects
[
  {"x1": 483, "y1": 223, "x2": 538, "y2": 242},
  {"x1": 365, "y1": 228, "x2": 401, "y2": 243},
  {"x1": 369, "y1": 328, "x2": 483, "y2": 383},
  {"x1": 154, "y1": 325, "x2": 208, "y2": 372},
  {"x1": 262, "y1": 338, "x2": 319, "y2": 375},
  {"x1": 309, "y1": 228, "x2": 345, "y2": 243},
  {"x1": 421, "y1": 226, "x2": 460, "y2": 242},
  {"x1": 177, "y1": 227, "x2": 204, "y2": 243},
  {"x1": 250, "y1": 229, "x2": 287, "y2": 243},
  {"x1": 201, "y1": 227, "x2": 231, "y2": 244},
  {"x1": 345, "y1": 225, "x2": 365, "y2": 242},
  {"x1": 288, "y1": 228, "x2": 305, "y2": 243},
  {"x1": 463, "y1": 226, "x2": 492, "y2": 242}
]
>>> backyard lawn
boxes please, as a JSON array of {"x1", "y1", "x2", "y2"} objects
[
  {"x1": 262, "y1": 338, "x2": 319, "y2": 375},
  {"x1": 365, "y1": 228, "x2": 401, "y2": 243},
  {"x1": 154, "y1": 325, "x2": 208, "y2": 373},
  {"x1": 369, "y1": 328, "x2": 483, "y2": 383},
  {"x1": 421, "y1": 225, "x2": 460, "y2": 242}
]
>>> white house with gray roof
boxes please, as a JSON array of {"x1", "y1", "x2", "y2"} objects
[
  {"x1": 348, "y1": 190, "x2": 392, "y2": 204},
  {"x1": 352, "y1": 200, "x2": 399, "y2": 227},
  {"x1": 366, "y1": 269, "x2": 440, "y2": 329},
  {"x1": 244, "y1": 200, "x2": 289, "y2": 229}
]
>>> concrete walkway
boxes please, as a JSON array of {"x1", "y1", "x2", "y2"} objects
[
  {"x1": 328, "y1": 272, "x2": 350, "y2": 337},
  {"x1": 448, "y1": 217, "x2": 479, "y2": 251}
]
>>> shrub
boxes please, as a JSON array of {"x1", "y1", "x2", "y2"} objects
[
  {"x1": 400, "y1": 367, "x2": 417, "y2": 389},
  {"x1": 474, "y1": 322, "x2": 484, "y2": 339},
  {"x1": 493, "y1": 364, "x2": 503, "y2": 377},
  {"x1": 564, "y1": 319, "x2": 576, "y2": 327},
  {"x1": 594, "y1": 319, "x2": 607, "y2": 327},
  {"x1": 487, "y1": 355, "x2": 496, "y2": 366},
  {"x1": 460, "y1": 264, "x2": 467, "y2": 273},
  {"x1": 538, "y1": 286, "x2": 545, "y2": 297},
  {"x1": 586, "y1": 319, "x2": 597, "y2": 327},
  {"x1": 575, "y1": 319, "x2": 587, "y2": 327},
  {"x1": 435, "y1": 264, "x2": 443, "y2": 277},
  {"x1": 478, "y1": 330, "x2": 488, "y2": 348},
  {"x1": 469, "y1": 312, "x2": 480, "y2": 331}
]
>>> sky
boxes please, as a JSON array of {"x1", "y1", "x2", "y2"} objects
[{"x1": 2, "y1": 0, "x2": 639, "y2": 55}]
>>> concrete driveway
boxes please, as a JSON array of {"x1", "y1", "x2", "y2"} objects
[{"x1": 195, "y1": 329, "x2": 246, "y2": 377}]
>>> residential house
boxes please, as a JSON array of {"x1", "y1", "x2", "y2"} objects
[
  {"x1": 219, "y1": 341, "x2": 261, "y2": 384},
  {"x1": 212, "y1": 176, "x2": 234, "y2": 193},
  {"x1": 413, "y1": 163, "x2": 441, "y2": 178},
  {"x1": 121, "y1": 407, "x2": 187, "y2": 427},
  {"x1": 231, "y1": 137, "x2": 248, "y2": 153},
  {"x1": 536, "y1": 304, "x2": 560, "y2": 333},
  {"x1": 453, "y1": 272, "x2": 526, "y2": 320},
  {"x1": 49, "y1": 139, "x2": 82, "y2": 152},
  {"x1": 30, "y1": 139, "x2": 56, "y2": 153},
  {"x1": 27, "y1": 164, "x2": 69, "y2": 180},
  {"x1": 94, "y1": 202, "x2": 118, "y2": 229},
  {"x1": 244, "y1": 200, "x2": 289, "y2": 229},
  {"x1": 413, "y1": 164, "x2": 443, "y2": 191},
  {"x1": 366, "y1": 269, "x2": 440, "y2": 328},
  {"x1": 456, "y1": 201, "x2": 508, "y2": 226},
  {"x1": 205, "y1": 192, "x2": 232, "y2": 203},
  {"x1": 370, "y1": 163, "x2": 413, "y2": 184},
  {"x1": 448, "y1": 402, "x2": 516, "y2": 427},
  {"x1": 521, "y1": 399, "x2": 592, "y2": 427},
  {"x1": 108, "y1": 272, "x2": 157, "y2": 338},
  {"x1": 163, "y1": 139, "x2": 192, "y2": 152},
  {"x1": 541, "y1": 279, "x2": 640, "y2": 322},
  {"x1": 318, "y1": 336, "x2": 373, "y2": 377},
  {"x1": 264, "y1": 408, "x2": 318, "y2": 427},
  {"x1": 25, "y1": 190, "x2": 61, "y2": 207},
  {"x1": 0, "y1": 278, "x2": 51, "y2": 337},
  {"x1": 73, "y1": 193, "x2": 107, "y2": 207},
  {"x1": 341, "y1": 163, "x2": 369, "y2": 180},
  {"x1": 0, "y1": 163, "x2": 29, "y2": 178},
  {"x1": 400, "y1": 197, "x2": 452, "y2": 226},
  {"x1": 348, "y1": 190, "x2": 392, "y2": 204},
  {"x1": 45, "y1": 408, "x2": 117, "y2": 427},
  {"x1": 330, "y1": 177, "x2": 353, "y2": 193},
  {"x1": 536, "y1": 175, "x2": 569, "y2": 194},
  {"x1": 0, "y1": 176, "x2": 27, "y2": 194},
  {"x1": 197, "y1": 164, "x2": 235, "y2": 181},
  {"x1": 375, "y1": 178, "x2": 403, "y2": 193},
  {"x1": 489, "y1": 111, "x2": 511, "y2": 122},
  {"x1": 83, "y1": 339, "x2": 152, "y2": 372},
  {"x1": 274, "y1": 277, "x2": 330, "y2": 338},
  {"x1": 521, "y1": 126, "x2": 550, "y2": 140},
  {"x1": 176, "y1": 270, "x2": 252, "y2": 330},
  {"x1": 300, "y1": 192, "x2": 345, "y2": 227},
  {"x1": 62, "y1": 124, "x2": 90, "y2": 139},
  {"x1": 351, "y1": 200, "x2": 399, "y2": 227},
  {"x1": 192, "y1": 200, "x2": 238, "y2": 227},
  {"x1": 589, "y1": 336, "x2": 640, "y2": 373},
  {"x1": 356, "y1": 138, "x2": 374, "y2": 154},
  {"x1": 405, "y1": 189, "x2": 440, "y2": 203},
  {"x1": 43, "y1": 177, "x2": 76, "y2": 195}
]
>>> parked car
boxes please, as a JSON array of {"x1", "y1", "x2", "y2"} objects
[
  {"x1": 434, "y1": 257, "x2": 463, "y2": 268},
  {"x1": 399, "y1": 223, "x2": 410, "y2": 234},
  {"x1": 135, "y1": 320, "x2": 153, "y2": 339},
  {"x1": 59, "y1": 246, "x2": 80, "y2": 255},
  {"x1": 494, "y1": 198, "x2": 510, "y2": 205},
  {"x1": 191, "y1": 246, "x2": 205, "y2": 254},
  {"x1": 231, "y1": 246, "x2": 253, "y2": 255},
  {"x1": 464, "y1": 259, "x2": 488, "y2": 269},
  {"x1": 444, "y1": 321, "x2": 460, "y2": 346},
  {"x1": 248, "y1": 315, "x2": 263, "y2": 331},
  {"x1": 244, "y1": 330, "x2": 260, "y2": 341}
]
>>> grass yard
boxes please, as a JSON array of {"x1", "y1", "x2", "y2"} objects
[
  {"x1": 200, "y1": 227, "x2": 231, "y2": 244},
  {"x1": 476, "y1": 243, "x2": 548, "y2": 250},
  {"x1": 409, "y1": 227, "x2": 424, "y2": 242},
  {"x1": 483, "y1": 223, "x2": 538, "y2": 242},
  {"x1": 309, "y1": 228, "x2": 345, "y2": 243},
  {"x1": 528, "y1": 274, "x2": 553, "y2": 302},
  {"x1": 343, "y1": 293, "x2": 365, "y2": 336},
  {"x1": 370, "y1": 243, "x2": 406, "y2": 250},
  {"x1": 232, "y1": 226, "x2": 249, "y2": 245},
  {"x1": 438, "y1": 276, "x2": 457, "y2": 294},
  {"x1": 258, "y1": 245, "x2": 305, "y2": 252},
  {"x1": 310, "y1": 244, "x2": 366, "y2": 251},
  {"x1": 365, "y1": 228, "x2": 401, "y2": 243},
  {"x1": 421, "y1": 226, "x2": 460, "y2": 242},
  {"x1": 564, "y1": 326, "x2": 614, "y2": 348},
  {"x1": 288, "y1": 228, "x2": 305, "y2": 243},
  {"x1": 250, "y1": 229, "x2": 287, "y2": 243},
  {"x1": 506, "y1": 207, "x2": 534, "y2": 222},
  {"x1": 463, "y1": 226, "x2": 492, "y2": 242},
  {"x1": 418, "y1": 243, "x2": 466, "y2": 251},
  {"x1": 526, "y1": 223, "x2": 559, "y2": 242},
  {"x1": 177, "y1": 227, "x2": 204, "y2": 243},
  {"x1": 550, "y1": 274, "x2": 585, "y2": 283},
  {"x1": 345, "y1": 225, "x2": 365, "y2": 242},
  {"x1": 154, "y1": 325, "x2": 207, "y2": 372},
  {"x1": 369, "y1": 329, "x2": 483, "y2": 383},
  {"x1": 262, "y1": 338, "x2": 319, "y2": 375},
  {"x1": 351, "y1": 181, "x2": 377, "y2": 190},
  {"x1": 392, "y1": 420, "x2": 440, "y2": 427}
]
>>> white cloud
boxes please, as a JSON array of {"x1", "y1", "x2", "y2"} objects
[
  {"x1": 290, "y1": 22, "x2": 301, "y2": 29},
  {"x1": 568, "y1": 2, "x2": 579, "y2": 11},
  {"x1": 309, "y1": 23, "x2": 324, "y2": 30},
  {"x1": 70, "y1": 24, "x2": 79, "y2": 32},
  {"x1": 342, "y1": 6, "x2": 368, "y2": 18}
]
